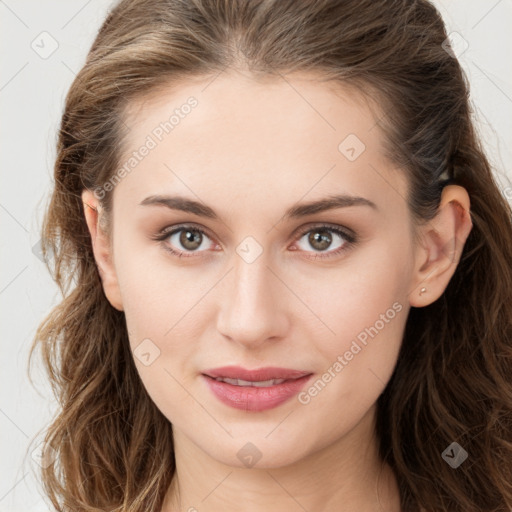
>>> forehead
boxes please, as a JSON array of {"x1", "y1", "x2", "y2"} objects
[
  {"x1": 114, "y1": 71, "x2": 408, "y2": 219},
  {"x1": 123, "y1": 71, "x2": 381, "y2": 148}
]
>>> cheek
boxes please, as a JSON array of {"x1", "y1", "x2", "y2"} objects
[
  {"x1": 116, "y1": 252, "x2": 205, "y2": 424},
  {"x1": 112, "y1": 230, "x2": 199, "y2": 333},
  {"x1": 113, "y1": 240, "x2": 213, "y2": 389},
  {"x1": 293, "y1": 242, "x2": 409, "y2": 421},
  {"x1": 300, "y1": 248, "x2": 406, "y2": 372},
  {"x1": 301, "y1": 239, "x2": 409, "y2": 348}
]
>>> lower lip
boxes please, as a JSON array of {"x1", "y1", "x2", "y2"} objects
[{"x1": 202, "y1": 374, "x2": 313, "y2": 412}]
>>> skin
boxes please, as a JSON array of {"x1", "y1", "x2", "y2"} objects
[{"x1": 82, "y1": 70, "x2": 472, "y2": 512}]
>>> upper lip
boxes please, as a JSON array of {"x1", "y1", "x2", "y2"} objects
[{"x1": 202, "y1": 366, "x2": 312, "y2": 382}]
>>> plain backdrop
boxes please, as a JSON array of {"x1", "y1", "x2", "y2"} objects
[{"x1": 1, "y1": 1, "x2": 511, "y2": 510}]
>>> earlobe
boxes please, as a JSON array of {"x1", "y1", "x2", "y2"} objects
[
  {"x1": 409, "y1": 185, "x2": 473, "y2": 308},
  {"x1": 81, "y1": 189, "x2": 124, "y2": 312}
]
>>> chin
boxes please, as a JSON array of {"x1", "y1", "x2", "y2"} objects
[{"x1": 203, "y1": 436, "x2": 314, "y2": 471}]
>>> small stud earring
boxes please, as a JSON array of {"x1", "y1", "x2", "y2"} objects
[{"x1": 419, "y1": 287, "x2": 427, "y2": 296}]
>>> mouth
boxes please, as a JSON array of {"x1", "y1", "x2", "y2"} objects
[
  {"x1": 202, "y1": 365, "x2": 311, "y2": 382},
  {"x1": 207, "y1": 377, "x2": 289, "y2": 387},
  {"x1": 201, "y1": 366, "x2": 313, "y2": 411}
]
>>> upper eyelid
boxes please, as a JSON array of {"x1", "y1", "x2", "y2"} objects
[{"x1": 294, "y1": 223, "x2": 353, "y2": 237}]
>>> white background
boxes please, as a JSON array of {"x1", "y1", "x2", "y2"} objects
[{"x1": 1, "y1": 1, "x2": 511, "y2": 510}]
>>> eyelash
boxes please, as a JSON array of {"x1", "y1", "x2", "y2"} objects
[{"x1": 151, "y1": 223, "x2": 357, "y2": 260}]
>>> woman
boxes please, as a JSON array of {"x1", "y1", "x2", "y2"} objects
[{"x1": 30, "y1": 0, "x2": 512, "y2": 511}]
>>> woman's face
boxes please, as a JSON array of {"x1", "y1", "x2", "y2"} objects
[{"x1": 98, "y1": 71, "x2": 422, "y2": 468}]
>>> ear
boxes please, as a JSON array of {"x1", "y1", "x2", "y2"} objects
[
  {"x1": 408, "y1": 185, "x2": 473, "y2": 308},
  {"x1": 81, "y1": 189, "x2": 124, "y2": 312}
]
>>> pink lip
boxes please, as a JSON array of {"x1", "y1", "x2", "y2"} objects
[{"x1": 201, "y1": 366, "x2": 313, "y2": 412}]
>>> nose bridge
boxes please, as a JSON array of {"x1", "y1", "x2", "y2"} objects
[
  {"x1": 216, "y1": 244, "x2": 288, "y2": 345},
  {"x1": 232, "y1": 249, "x2": 272, "y2": 308}
]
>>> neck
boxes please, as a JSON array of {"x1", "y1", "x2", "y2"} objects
[{"x1": 161, "y1": 405, "x2": 401, "y2": 512}]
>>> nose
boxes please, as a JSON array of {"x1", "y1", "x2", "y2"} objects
[{"x1": 215, "y1": 250, "x2": 290, "y2": 349}]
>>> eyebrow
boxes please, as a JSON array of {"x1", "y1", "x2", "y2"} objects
[{"x1": 139, "y1": 193, "x2": 378, "y2": 220}]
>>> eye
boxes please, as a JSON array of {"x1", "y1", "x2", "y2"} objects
[
  {"x1": 293, "y1": 224, "x2": 356, "y2": 259},
  {"x1": 152, "y1": 224, "x2": 217, "y2": 258}
]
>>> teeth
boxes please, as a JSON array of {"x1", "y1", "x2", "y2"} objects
[
  {"x1": 214, "y1": 377, "x2": 286, "y2": 387},
  {"x1": 250, "y1": 379, "x2": 286, "y2": 387}
]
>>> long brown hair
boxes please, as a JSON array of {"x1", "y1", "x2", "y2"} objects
[{"x1": 28, "y1": 0, "x2": 512, "y2": 510}]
